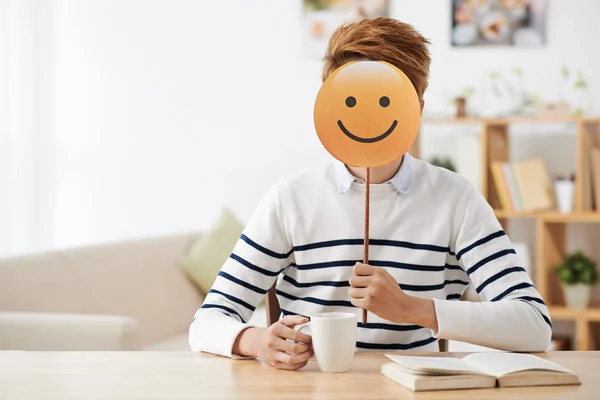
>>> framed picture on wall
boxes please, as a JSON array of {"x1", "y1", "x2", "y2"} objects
[
  {"x1": 302, "y1": 0, "x2": 389, "y2": 59},
  {"x1": 451, "y1": 0, "x2": 547, "y2": 47}
]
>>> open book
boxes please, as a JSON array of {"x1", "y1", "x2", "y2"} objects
[{"x1": 381, "y1": 353, "x2": 580, "y2": 392}]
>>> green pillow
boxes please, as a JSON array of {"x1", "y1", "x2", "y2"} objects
[{"x1": 180, "y1": 208, "x2": 245, "y2": 295}]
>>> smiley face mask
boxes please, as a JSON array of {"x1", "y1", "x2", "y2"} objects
[{"x1": 314, "y1": 61, "x2": 421, "y2": 168}]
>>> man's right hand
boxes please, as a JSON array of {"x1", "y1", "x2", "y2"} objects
[{"x1": 233, "y1": 315, "x2": 313, "y2": 371}]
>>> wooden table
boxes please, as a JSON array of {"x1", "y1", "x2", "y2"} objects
[{"x1": 1, "y1": 351, "x2": 598, "y2": 399}]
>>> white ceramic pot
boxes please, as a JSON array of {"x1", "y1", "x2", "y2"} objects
[
  {"x1": 554, "y1": 180, "x2": 574, "y2": 214},
  {"x1": 563, "y1": 284, "x2": 592, "y2": 309}
]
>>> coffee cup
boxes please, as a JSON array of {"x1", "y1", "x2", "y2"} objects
[{"x1": 294, "y1": 312, "x2": 357, "y2": 373}]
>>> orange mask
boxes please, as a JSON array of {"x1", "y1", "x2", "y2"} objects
[{"x1": 314, "y1": 61, "x2": 420, "y2": 167}]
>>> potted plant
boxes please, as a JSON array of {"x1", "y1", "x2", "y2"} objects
[
  {"x1": 555, "y1": 250, "x2": 598, "y2": 309},
  {"x1": 429, "y1": 156, "x2": 456, "y2": 173},
  {"x1": 454, "y1": 86, "x2": 474, "y2": 118}
]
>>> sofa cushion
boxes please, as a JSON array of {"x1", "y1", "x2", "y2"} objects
[
  {"x1": 0, "y1": 252, "x2": 84, "y2": 313},
  {"x1": 0, "y1": 311, "x2": 140, "y2": 351},
  {"x1": 0, "y1": 233, "x2": 205, "y2": 347},
  {"x1": 180, "y1": 208, "x2": 244, "y2": 295},
  {"x1": 143, "y1": 332, "x2": 190, "y2": 351}
]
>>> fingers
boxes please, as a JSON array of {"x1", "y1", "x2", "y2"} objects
[
  {"x1": 350, "y1": 297, "x2": 367, "y2": 309},
  {"x1": 273, "y1": 337, "x2": 312, "y2": 355},
  {"x1": 266, "y1": 329, "x2": 313, "y2": 371},
  {"x1": 354, "y1": 262, "x2": 376, "y2": 276},
  {"x1": 272, "y1": 347, "x2": 314, "y2": 365},
  {"x1": 272, "y1": 360, "x2": 310, "y2": 371},
  {"x1": 279, "y1": 315, "x2": 309, "y2": 327},
  {"x1": 273, "y1": 321, "x2": 312, "y2": 344},
  {"x1": 349, "y1": 275, "x2": 370, "y2": 288},
  {"x1": 264, "y1": 316, "x2": 315, "y2": 372},
  {"x1": 348, "y1": 287, "x2": 368, "y2": 299}
]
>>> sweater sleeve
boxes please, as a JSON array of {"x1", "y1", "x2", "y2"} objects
[
  {"x1": 432, "y1": 183, "x2": 552, "y2": 352},
  {"x1": 188, "y1": 184, "x2": 292, "y2": 358}
]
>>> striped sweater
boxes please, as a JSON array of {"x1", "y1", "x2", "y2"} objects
[{"x1": 189, "y1": 154, "x2": 552, "y2": 357}]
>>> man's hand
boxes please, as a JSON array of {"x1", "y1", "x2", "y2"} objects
[
  {"x1": 349, "y1": 262, "x2": 438, "y2": 331},
  {"x1": 233, "y1": 315, "x2": 313, "y2": 371}
]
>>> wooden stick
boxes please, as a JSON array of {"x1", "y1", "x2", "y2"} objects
[{"x1": 362, "y1": 167, "x2": 370, "y2": 325}]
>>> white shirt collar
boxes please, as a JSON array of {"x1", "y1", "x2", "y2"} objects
[{"x1": 333, "y1": 153, "x2": 414, "y2": 195}]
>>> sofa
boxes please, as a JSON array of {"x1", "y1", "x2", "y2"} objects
[
  {"x1": 0, "y1": 233, "x2": 266, "y2": 351},
  {"x1": 0, "y1": 232, "x2": 521, "y2": 353}
]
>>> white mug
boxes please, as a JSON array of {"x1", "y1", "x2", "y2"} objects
[{"x1": 294, "y1": 312, "x2": 357, "y2": 373}]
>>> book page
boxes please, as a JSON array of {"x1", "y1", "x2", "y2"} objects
[
  {"x1": 385, "y1": 355, "x2": 483, "y2": 375},
  {"x1": 463, "y1": 353, "x2": 574, "y2": 378}
]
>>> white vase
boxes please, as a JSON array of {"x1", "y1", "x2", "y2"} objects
[
  {"x1": 563, "y1": 284, "x2": 592, "y2": 309},
  {"x1": 554, "y1": 180, "x2": 574, "y2": 214}
]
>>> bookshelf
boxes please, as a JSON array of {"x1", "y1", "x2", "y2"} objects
[{"x1": 417, "y1": 116, "x2": 600, "y2": 350}]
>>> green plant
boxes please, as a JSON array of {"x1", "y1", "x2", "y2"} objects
[
  {"x1": 513, "y1": 67, "x2": 524, "y2": 78},
  {"x1": 574, "y1": 70, "x2": 587, "y2": 89},
  {"x1": 555, "y1": 250, "x2": 598, "y2": 285},
  {"x1": 530, "y1": 93, "x2": 542, "y2": 106},
  {"x1": 303, "y1": 0, "x2": 332, "y2": 11},
  {"x1": 429, "y1": 156, "x2": 456, "y2": 173},
  {"x1": 461, "y1": 86, "x2": 474, "y2": 97}
]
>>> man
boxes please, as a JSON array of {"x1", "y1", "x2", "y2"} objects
[{"x1": 189, "y1": 17, "x2": 551, "y2": 371}]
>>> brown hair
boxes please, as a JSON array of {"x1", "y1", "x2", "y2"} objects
[{"x1": 322, "y1": 17, "x2": 431, "y2": 100}]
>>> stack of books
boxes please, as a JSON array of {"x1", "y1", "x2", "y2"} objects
[{"x1": 490, "y1": 158, "x2": 555, "y2": 213}]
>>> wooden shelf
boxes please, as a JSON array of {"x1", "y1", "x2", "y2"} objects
[
  {"x1": 549, "y1": 307, "x2": 600, "y2": 322},
  {"x1": 422, "y1": 116, "x2": 600, "y2": 125},
  {"x1": 539, "y1": 212, "x2": 600, "y2": 223},
  {"x1": 493, "y1": 210, "x2": 539, "y2": 219},
  {"x1": 422, "y1": 117, "x2": 486, "y2": 124},
  {"x1": 493, "y1": 210, "x2": 600, "y2": 222},
  {"x1": 586, "y1": 309, "x2": 600, "y2": 322}
]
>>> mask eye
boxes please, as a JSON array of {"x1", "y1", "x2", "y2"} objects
[
  {"x1": 379, "y1": 96, "x2": 390, "y2": 107},
  {"x1": 345, "y1": 96, "x2": 356, "y2": 108}
]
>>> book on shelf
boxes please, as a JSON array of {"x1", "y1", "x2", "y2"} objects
[
  {"x1": 490, "y1": 158, "x2": 554, "y2": 212},
  {"x1": 490, "y1": 162, "x2": 513, "y2": 211},
  {"x1": 591, "y1": 146, "x2": 600, "y2": 211},
  {"x1": 513, "y1": 159, "x2": 555, "y2": 211},
  {"x1": 381, "y1": 352, "x2": 580, "y2": 392},
  {"x1": 503, "y1": 163, "x2": 524, "y2": 211}
]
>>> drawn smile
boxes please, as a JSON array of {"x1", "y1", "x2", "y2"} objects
[{"x1": 337, "y1": 120, "x2": 398, "y2": 143}]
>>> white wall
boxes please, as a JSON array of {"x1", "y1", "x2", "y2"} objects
[
  {"x1": 396, "y1": 0, "x2": 600, "y2": 115},
  {"x1": 48, "y1": 0, "x2": 328, "y2": 249},
  {"x1": 0, "y1": 0, "x2": 51, "y2": 256},
  {"x1": 31, "y1": 0, "x2": 600, "y2": 251},
  {"x1": 0, "y1": 1, "x2": 9, "y2": 256}
]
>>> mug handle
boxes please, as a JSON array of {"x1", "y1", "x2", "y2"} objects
[
  {"x1": 294, "y1": 321, "x2": 311, "y2": 333},
  {"x1": 293, "y1": 322, "x2": 311, "y2": 344}
]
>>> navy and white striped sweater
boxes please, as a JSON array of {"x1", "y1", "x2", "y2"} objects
[{"x1": 189, "y1": 154, "x2": 552, "y2": 357}]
